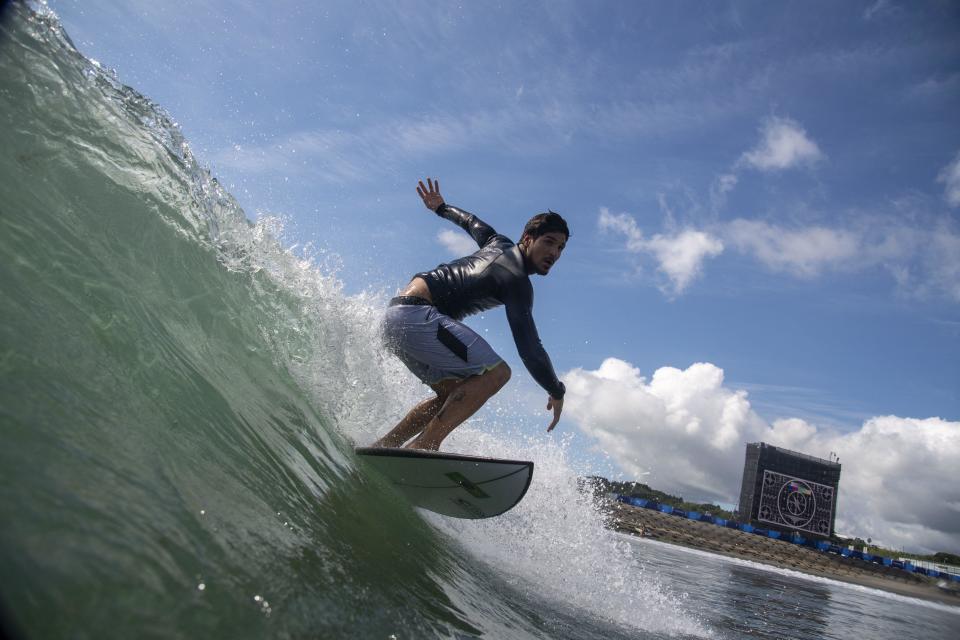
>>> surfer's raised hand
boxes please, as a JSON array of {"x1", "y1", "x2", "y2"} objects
[
  {"x1": 546, "y1": 395, "x2": 563, "y2": 432},
  {"x1": 417, "y1": 177, "x2": 445, "y2": 211}
]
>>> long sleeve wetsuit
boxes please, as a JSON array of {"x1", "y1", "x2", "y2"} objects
[{"x1": 414, "y1": 204, "x2": 565, "y2": 399}]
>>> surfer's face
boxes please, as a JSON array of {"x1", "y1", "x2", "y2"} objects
[{"x1": 521, "y1": 231, "x2": 566, "y2": 275}]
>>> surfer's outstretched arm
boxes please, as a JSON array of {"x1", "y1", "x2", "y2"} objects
[
  {"x1": 503, "y1": 288, "x2": 565, "y2": 431},
  {"x1": 416, "y1": 177, "x2": 497, "y2": 247}
]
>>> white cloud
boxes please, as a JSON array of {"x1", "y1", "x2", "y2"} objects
[
  {"x1": 600, "y1": 209, "x2": 960, "y2": 302},
  {"x1": 724, "y1": 219, "x2": 860, "y2": 277},
  {"x1": 645, "y1": 230, "x2": 724, "y2": 294},
  {"x1": 598, "y1": 208, "x2": 645, "y2": 251},
  {"x1": 722, "y1": 217, "x2": 960, "y2": 301},
  {"x1": 936, "y1": 150, "x2": 960, "y2": 207},
  {"x1": 712, "y1": 117, "x2": 822, "y2": 201},
  {"x1": 598, "y1": 208, "x2": 723, "y2": 294},
  {"x1": 789, "y1": 415, "x2": 960, "y2": 552},
  {"x1": 564, "y1": 358, "x2": 766, "y2": 503},
  {"x1": 563, "y1": 357, "x2": 960, "y2": 553},
  {"x1": 436, "y1": 229, "x2": 478, "y2": 256},
  {"x1": 739, "y1": 116, "x2": 824, "y2": 171}
]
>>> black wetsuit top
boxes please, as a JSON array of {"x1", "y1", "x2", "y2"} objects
[{"x1": 415, "y1": 203, "x2": 565, "y2": 399}]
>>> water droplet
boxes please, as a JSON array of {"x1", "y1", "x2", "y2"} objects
[
  {"x1": 254, "y1": 595, "x2": 262, "y2": 602},
  {"x1": 197, "y1": 583, "x2": 206, "y2": 591}
]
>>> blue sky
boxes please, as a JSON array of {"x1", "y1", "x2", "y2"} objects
[{"x1": 47, "y1": 0, "x2": 960, "y2": 551}]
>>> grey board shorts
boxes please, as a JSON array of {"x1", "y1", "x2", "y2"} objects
[{"x1": 382, "y1": 299, "x2": 504, "y2": 386}]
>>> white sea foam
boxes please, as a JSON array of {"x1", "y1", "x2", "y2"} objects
[{"x1": 429, "y1": 427, "x2": 712, "y2": 637}]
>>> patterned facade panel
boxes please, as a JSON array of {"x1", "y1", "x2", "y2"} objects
[{"x1": 756, "y1": 470, "x2": 834, "y2": 536}]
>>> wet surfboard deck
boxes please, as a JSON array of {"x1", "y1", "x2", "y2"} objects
[{"x1": 355, "y1": 447, "x2": 534, "y2": 519}]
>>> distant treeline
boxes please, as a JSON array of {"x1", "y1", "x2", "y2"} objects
[
  {"x1": 855, "y1": 544, "x2": 960, "y2": 567},
  {"x1": 583, "y1": 475, "x2": 960, "y2": 566},
  {"x1": 582, "y1": 475, "x2": 737, "y2": 521}
]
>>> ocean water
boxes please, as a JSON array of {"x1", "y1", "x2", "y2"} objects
[{"x1": 0, "y1": 3, "x2": 957, "y2": 638}]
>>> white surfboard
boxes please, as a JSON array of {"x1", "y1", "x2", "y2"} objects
[{"x1": 355, "y1": 447, "x2": 534, "y2": 519}]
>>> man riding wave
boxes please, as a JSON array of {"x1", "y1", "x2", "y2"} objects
[{"x1": 373, "y1": 177, "x2": 569, "y2": 451}]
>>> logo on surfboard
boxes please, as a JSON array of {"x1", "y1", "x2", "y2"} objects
[{"x1": 445, "y1": 472, "x2": 490, "y2": 499}]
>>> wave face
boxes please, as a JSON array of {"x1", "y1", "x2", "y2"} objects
[{"x1": 0, "y1": 4, "x2": 704, "y2": 638}]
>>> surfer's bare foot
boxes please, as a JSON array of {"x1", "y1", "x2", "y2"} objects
[
  {"x1": 403, "y1": 441, "x2": 439, "y2": 451},
  {"x1": 375, "y1": 396, "x2": 444, "y2": 448}
]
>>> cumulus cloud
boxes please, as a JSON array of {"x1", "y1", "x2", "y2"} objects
[
  {"x1": 436, "y1": 229, "x2": 477, "y2": 256},
  {"x1": 724, "y1": 219, "x2": 861, "y2": 277},
  {"x1": 564, "y1": 357, "x2": 960, "y2": 553},
  {"x1": 739, "y1": 116, "x2": 824, "y2": 171},
  {"x1": 565, "y1": 358, "x2": 767, "y2": 503},
  {"x1": 937, "y1": 150, "x2": 960, "y2": 207},
  {"x1": 778, "y1": 414, "x2": 960, "y2": 551},
  {"x1": 598, "y1": 208, "x2": 723, "y2": 294}
]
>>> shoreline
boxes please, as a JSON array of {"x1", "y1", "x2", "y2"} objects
[{"x1": 609, "y1": 502, "x2": 960, "y2": 608}]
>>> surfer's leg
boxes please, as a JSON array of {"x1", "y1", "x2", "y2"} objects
[
  {"x1": 406, "y1": 362, "x2": 511, "y2": 451},
  {"x1": 372, "y1": 396, "x2": 444, "y2": 448}
]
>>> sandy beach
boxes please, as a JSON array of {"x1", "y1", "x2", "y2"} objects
[{"x1": 609, "y1": 502, "x2": 960, "y2": 607}]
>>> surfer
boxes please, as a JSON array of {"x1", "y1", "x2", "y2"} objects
[{"x1": 374, "y1": 177, "x2": 569, "y2": 451}]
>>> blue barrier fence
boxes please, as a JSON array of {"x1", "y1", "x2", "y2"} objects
[{"x1": 613, "y1": 493, "x2": 960, "y2": 581}]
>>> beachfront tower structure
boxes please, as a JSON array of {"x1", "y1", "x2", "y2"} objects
[{"x1": 737, "y1": 442, "x2": 842, "y2": 539}]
